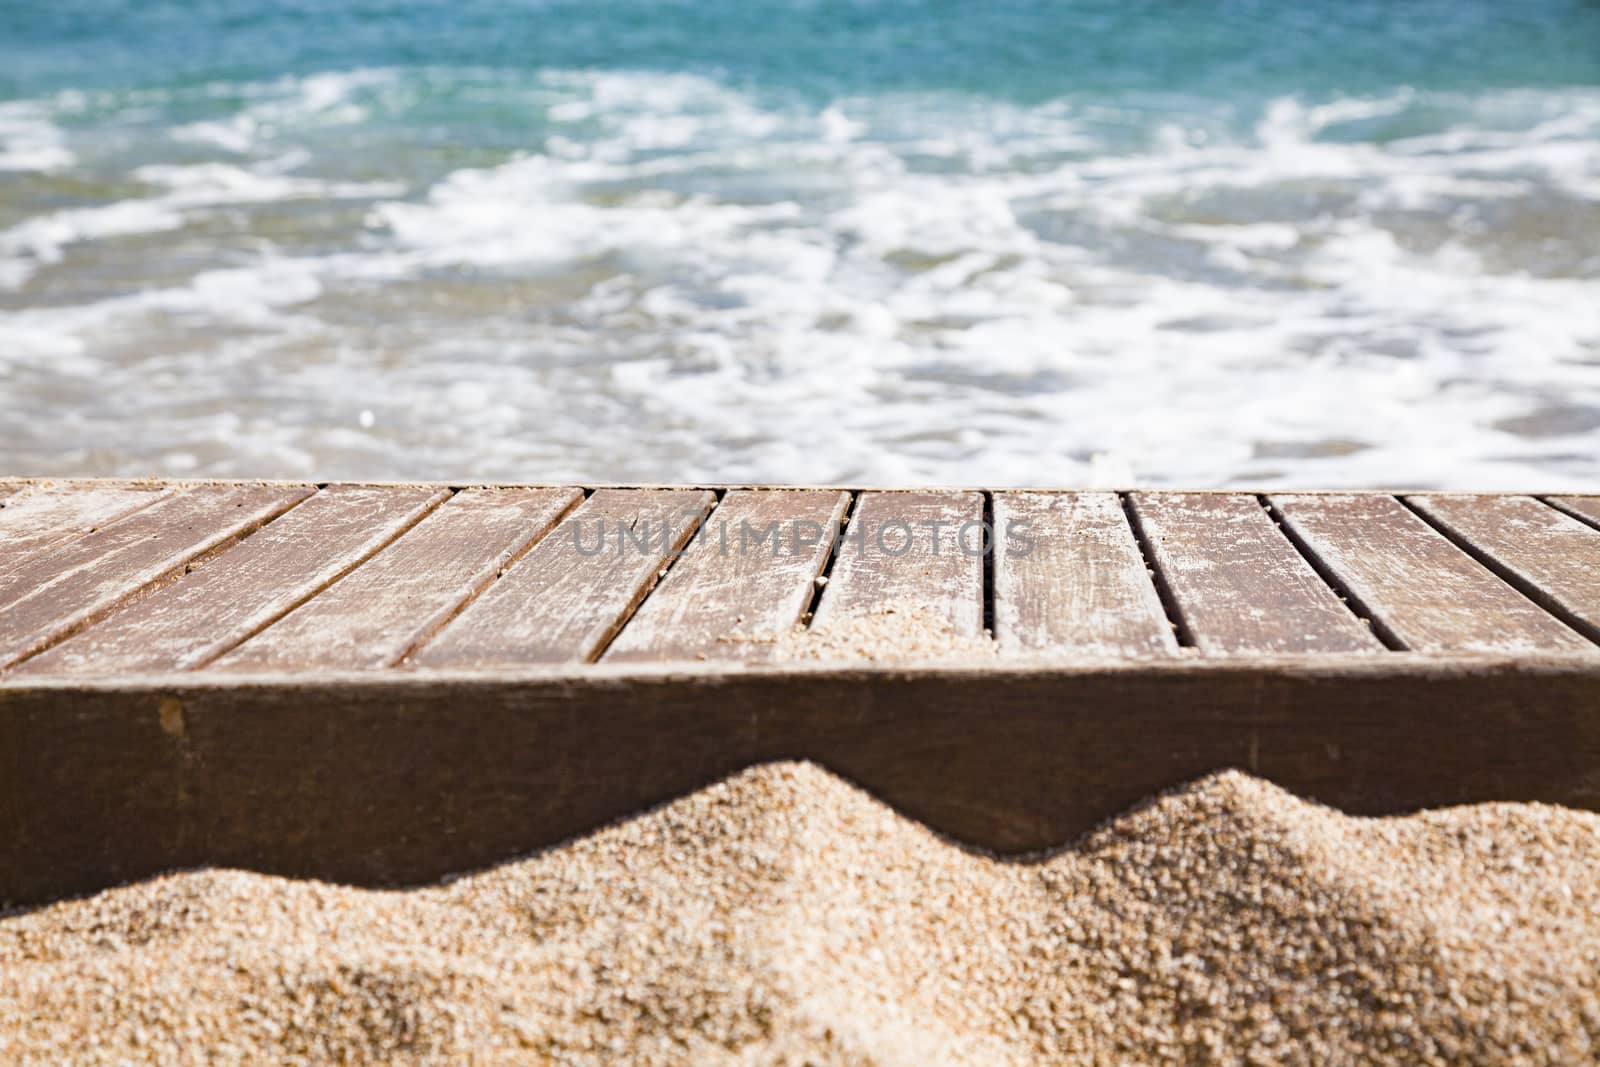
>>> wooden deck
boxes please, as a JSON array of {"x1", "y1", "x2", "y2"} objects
[{"x1": 3, "y1": 479, "x2": 1600, "y2": 906}]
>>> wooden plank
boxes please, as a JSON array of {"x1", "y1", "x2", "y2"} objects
[
  {"x1": 603, "y1": 490, "x2": 849, "y2": 663},
  {"x1": 0, "y1": 482, "x2": 172, "y2": 573},
  {"x1": 810, "y1": 491, "x2": 985, "y2": 635},
  {"x1": 1273, "y1": 494, "x2": 1592, "y2": 654},
  {"x1": 1409, "y1": 495, "x2": 1600, "y2": 645},
  {"x1": 5, "y1": 658, "x2": 1600, "y2": 907},
  {"x1": 1131, "y1": 493, "x2": 1380, "y2": 655},
  {"x1": 0, "y1": 484, "x2": 312, "y2": 671},
  {"x1": 1548, "y1": 496, "x2": 1600, "y2": 530},
  {"x1": 992, "y1": 492, "x2": 1176, "y2": 657},
  {"x1": 13, "y1": 485, "x2": 448, "y2": 676},
  {"x1": 411, "y1": 489, "x2": 715, "y2": 668},
  {"x1": 213, "y1": 487, "x2": 582, "y2": 672}
]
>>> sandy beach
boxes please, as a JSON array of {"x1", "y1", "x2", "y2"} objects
[{"x1": 3, "y1": 761, "x2": 1596, "y2": 1065}]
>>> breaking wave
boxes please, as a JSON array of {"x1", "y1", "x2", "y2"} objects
[{"x1": 2, "y1": 67, "x2": 1598, "y2": 486}]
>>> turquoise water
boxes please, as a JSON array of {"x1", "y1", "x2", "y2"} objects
[
  {"x1": 2, "y1": 1, "x2": 1599, "y2": 484},
  {"x1": 7, "y1": 1, "x2": 1599, "y2": 99}
]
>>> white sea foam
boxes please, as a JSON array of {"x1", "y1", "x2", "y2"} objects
[
  {"x1": 132, "y1": 161, "x2": 404, "y2": 204},
  {"x1": 0, "y1": 201, "x2": 186, "y2": 288},
  {"x1": 171, "y1": 69, "x2": 399, "y2": 153},
  {"x1": 0, "y1": 101, "x2": 73, "y2": 172},
  {"x1": 3, "y1": 71, "x2": 1599, "y2": 486},
  {"x1": 0, "y1": 156, "x2": 402, "y2": 291}
]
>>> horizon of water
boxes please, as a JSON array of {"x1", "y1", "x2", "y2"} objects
[{"x1": 3, "y1": 0, "x2": 1600, "y2": 488}]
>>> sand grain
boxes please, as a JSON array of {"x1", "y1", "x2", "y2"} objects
[{"x1": 3, "y1": 764, "x2": 1598, "y2": 1065}]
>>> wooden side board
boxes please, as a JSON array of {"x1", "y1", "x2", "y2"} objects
[{"x1": 3, "y1": 659, "x2": 1599, "y2": 908}]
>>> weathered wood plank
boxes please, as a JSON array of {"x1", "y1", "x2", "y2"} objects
[
  {"x1": 4, "y1": 659, "x2": 1599, "y2": 907},
  {"x1": 992, "y1": 492, "x2": 1176, "y2": 657},
  {"x1": 0, "y1": 484, "x2": 312, "y2": 671},
  {"x1": 411, "y1": 489, "x2": 715, "y2": 667},
  {"x1": 0, "y1": 482, "x2": 172, "y2": 574},
  {"x1": 1409, "y1": 495, "x2": 1600, "y2": 645},
  {"x1": 1131, "y1": 493, "x2": 1380, "y2": 655},
  {"x1": 14, "y1": 485, "x2": 449, "y2": 676},
  {"x1": 604, "y1": 489, "x2": 849, "y2": 663},
  {"x1": 1273, "y1": 493, "x2": 1592, "y2": 654},
  {"x1": 810, "y1": 491, "x2": 985, "y2": 635},
  {"x1": 212, "y1": 487, "x2": 582, "y2": 672},
  {"x1": 1547, "y1": 496, "x2": 1600, "y2": 530}
]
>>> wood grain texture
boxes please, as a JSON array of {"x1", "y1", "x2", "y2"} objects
[
  {"x1": 4, "y1": 659, "x2": 1599, "y2": 907},
  {"x1": 1274, "y1": 493, "x2": 1592, "y2": 654},
  {"x1": 1548, "y1": 496, "x2": 1600, "y2": 530},
  {"x1": 411, "y1": 489, "x2": 715, "y2": 667},
  {"x1": 604, "y1": 489, "x2": 849, "y2": 663},
  {"x1": 214, "y1": 487, "x2": 583, "y2": 672},
  {"x1": 0, "y1": 484, "x2": 312, "y2": 671},
  {"x1": 1131, "y1": 493, "x2": 1380, "y2": 655},
  {"x1": 1409, "y1": 495, "x2": 1600, "y2": 645},
  {"x1": 811, "y1": 491, "x2": 984, "y2": 635},
  {"x1": 0, "y1": 482, "x2": 172, "y2": 574},
  {"x1": 14, "y1": 485, "x2": 448, "y2": 676},
  {"x1": 992, "y1": 492, "x2": 1176, "y2": 657}
]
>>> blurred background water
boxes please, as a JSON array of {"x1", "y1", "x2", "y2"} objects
[{"x1": 2, "y1": 0, "x2": 1599, "y2": 486}]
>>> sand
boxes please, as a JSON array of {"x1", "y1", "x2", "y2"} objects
[
  {"x1": 772, "y1": 605, "x2": 999, "y2": 663},
  {"x1": 2, "y1": 764, "x2": 1598, "y2": 1066}
]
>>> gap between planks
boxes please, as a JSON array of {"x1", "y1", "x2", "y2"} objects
[
  {"x1": 583, "y1": 488, "x2": 729, "y2": 662},
  {"x1": 1119, "y1": 491, "x2": 1197, "y2": 649},
  {"x1": 409, "y1": 489, "x2": 716, "y2": 668},
  {"x1": 1403, "y1": 495, "x2": 1600, "y2": 650},
  {"x1": 7, "y1": 485, "x2": 1600, "y2": 672},
  {"x1": 1131, "y1": 493, "x2": 1382, "y2": 655},
  {"x1": 797, "y1": 489, "x2": 859, "y2": 630},
  {"x1": 1258, "y1": 494, "x2": 1405, "y2": 651},
  {"x1": 0, "y1": 485, "x2": 316, "y2": 672},
  {"x1": 1272, "y1": 493, "x2": 1594, "y2": 656}
]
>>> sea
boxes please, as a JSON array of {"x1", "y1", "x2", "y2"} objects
[{"x1": 2, "y1": 0, "x2": 1599, "y2": 487}]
